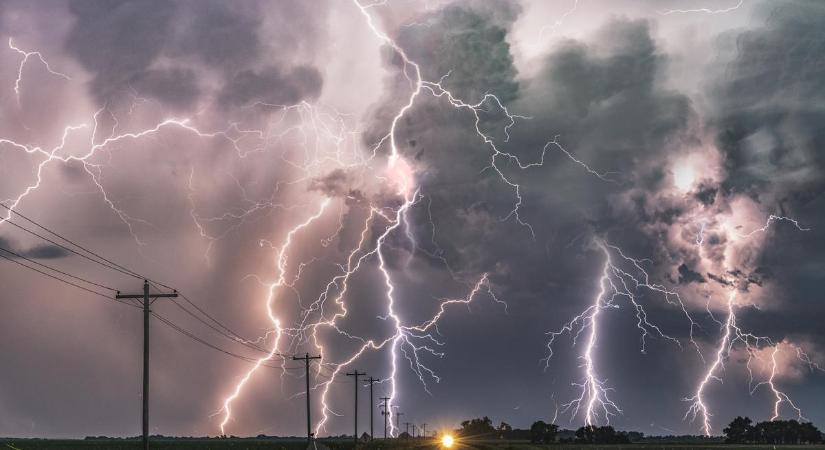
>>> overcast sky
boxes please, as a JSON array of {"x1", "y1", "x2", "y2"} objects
[{"x1": 1, "y1": 0, "x2": 824, "y2": 439}]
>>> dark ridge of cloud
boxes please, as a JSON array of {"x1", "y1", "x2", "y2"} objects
[
  {"x1": 63, "y1": 0, "x2": 323, "y2": 111},
  {"x1": 677, "y1": 263, "x2": 705, "y2": 284},
  {"x1": 65, "y1": 0, "x2": 179, "y2": 103},
  {"x1": 131, "y1": 67, "x2": 200, "y2": 111},
  {"x1": 217, "y1": 65, "x2": 323, "y2": 108},
  {"x1": 706, "y1": 272, "x2": 733, "y2": 287},
  {"x1": 0, "y1": 236, "x2": 70, "y2": 259},
  {"x1": 171, "y1": 1, "x2": 261, "y2": 70},
  {"x1": 308, "y1": 169, "x2": 364, "y2": 202},
  {"x1": 713, "y1": 0, "x2": 825, "y2": 201},
  {"x1": 397, "y1": 0, "x2": 521, "y2": 105}
]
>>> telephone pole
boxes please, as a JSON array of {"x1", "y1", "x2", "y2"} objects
[
  {"x1": 364, "y1": 376, "x2": 380, "y2": 440},
  {"x1": 115, "y1": 280, "x2": 177, "y2": 450},
  {"x1": 380, "y1": 397, "x2": 390, "y2": 439},
  {"x1": 395, "y1": 411, "x2": 404, "y2": 433},
  {"x1": 404, "y1": 422, "x2": 411, "y2": 436},
  {"x1": 421, "y1": 423, "x2": 427, "y2": 439},
  {"x1": 293, "y1": 353, "x2": 321, "y2": 444},
  {"x1": 345, "y1": 370, "x2": 366, "y2": 446}
]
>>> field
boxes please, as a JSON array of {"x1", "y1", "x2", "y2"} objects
[{"x1": 4, "y1": 439, "x2": 825, "y2": 450}]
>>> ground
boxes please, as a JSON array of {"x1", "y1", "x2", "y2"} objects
[{"x1": 3, "y1": 439, "x2": 825, "y2": 450}]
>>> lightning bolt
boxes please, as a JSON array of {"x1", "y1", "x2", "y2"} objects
[
  {"x1": 545, "y1": 240, "x2": 700, "y2": 425},
  {"x1": 8, "y1": 38, "x2": 70, "y2": 103},
  {"x1": 661, "y1": 0, "x2": 744, "y2": 16},
  {"x1": 218, "y1": 199, "x2": 330, "y2": 435},
  {"x1": 684, "y1": 214, "x2": 814, "y2": 435}
]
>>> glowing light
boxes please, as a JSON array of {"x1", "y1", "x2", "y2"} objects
[
  {"x1": 441, "y1": 434, "x2": 455, "y2": 448},
  {"x1": 673, "y1": 162, "x2": 696, "y2": 193}
]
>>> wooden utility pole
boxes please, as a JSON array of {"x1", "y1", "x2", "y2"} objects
[
  {"x1": 395, "y1": 410, "x2": 404, "y2": 433},
  {"x1": 380, "y1": 397, "x2": 390, "y2": 439},
  {"x1": 421, "y1": 423, "x2": 427, "y2": 439},
  {"x1": 345, "y1": 370, "x2": 366, "y2": 446},
  {"x1": 293, "y1": 353, "x2": 321, "y2": 444},
  {"x1": 364, "y1": 376, "x2": 380, "y2": 440},
  {"x1": 115, "y1": 280, "x2": 177, "y2": 450},
  {"x1": 404, "y1": 422, "x2": 412, "y2": 436}
]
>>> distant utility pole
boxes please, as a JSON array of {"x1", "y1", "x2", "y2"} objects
[
  {"x1": 346, "y1": 370, "x2": 366, "y2": 446},
  {"x1": 293, "y1": 353, "x2": 321, "y2": 444},
  {"x1": 380, "y1": 397, "x2": 391, "y2": 439},
  {"x1": 365, "y1": 376, "x2": 380, "y2": 440},
  {"x1": 404, "y1": 422, "x2": 411, "y2": 436},
  {"x1": 116, "y1": 280, "x2": 177, "y2": 450},
  {"x1": 421, "y1": 423, "x2": 427, "y2": 439},
  {"x1": 395, "y1": 411, "x2": 404, "y2": 433}
]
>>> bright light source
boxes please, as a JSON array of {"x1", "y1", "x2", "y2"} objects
[
  {"x1": 441, "y1": 434, "x2": 455, "y2": 448},
  {"x1": 673, "y1": 161, "x2": 696, "y2": 193}
]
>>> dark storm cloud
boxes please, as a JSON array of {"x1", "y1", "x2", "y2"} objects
[
  {"x1": 0, "y1": 236, "x2": 70, "y2": 259},
  {"x1": 677, "y1": 263, "x2": 705, "y2": 284},
  {"x1": 713, "y1": 0, "x2": 825, "y2": 200},
  {"x1": 65, "y1": 0, "x2": 180, "y2": 103},
  {"x1": 391, "y1": 9, "x2": 698, "y2": 279},
  {"x1": 218, "y1": 65, "x2": 323, "y2": 108},
  {"x1": 398, "y1": 0, "x2": 521, "y2": 104},
  {"x1": 64, "y1": 0, "x2": 322, "y2": 110},
  {"x1": 709, "y1": 0, "x2": 825, "y2": 346}
]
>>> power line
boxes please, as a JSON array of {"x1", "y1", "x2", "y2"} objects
[
  {"x1": 0, "y1": 251, "x2": 137, "y2": 308},
  {"x1": 169, "y1": 297, "x2": 271, "y2": 355},
  {"x1": 0, "y1": 203, "x2": 176, "y2": 289},
  {"x1": 0, "y1": 216, "x2": 142, "y2": 281},
  {"x1": 0, "y1": 203, "x2": 346, "y2": 380},
  {"x1": 0, "y1": 245, "x2": 117, "y2": 292},
  {"x1": 152, "y1": 312, "x2": 304, "y2": 370}
]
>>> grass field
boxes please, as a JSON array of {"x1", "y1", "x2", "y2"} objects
[{"x1": 4, "y1": 439, "x2": 825, "y2": 450}]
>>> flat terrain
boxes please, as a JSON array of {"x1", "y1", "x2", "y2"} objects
[{"x1": 3, "y1": 440, "x2": 825, "y2": 450}]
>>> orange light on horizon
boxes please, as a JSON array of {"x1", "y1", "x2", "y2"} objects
[{"x1": 441, "y1": 434, "x2": 455, "y2": 448}]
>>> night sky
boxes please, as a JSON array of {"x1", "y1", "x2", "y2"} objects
[{"x1": 1, "y1": 0, "x2": 824, "y2": 440}]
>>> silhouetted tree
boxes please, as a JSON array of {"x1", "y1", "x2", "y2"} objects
[
  {"x1": 459, "y1": 417, "x2": 495, "y2": 437},
  {"x1": 529, "y1": 421, "x2": 559, "y2": 444},
  {"x1": 497, "y1": 421, "x2": 512, "y2": 439},
  {"x1": 724, "y1": 416, "x2": 754, "y2": 443},
  {"x1": 575, "y1": 425, "x2": 630, "y2": 444},
  {"x1": 727, "y1": 417, "x2": 823, "y2": 444}
]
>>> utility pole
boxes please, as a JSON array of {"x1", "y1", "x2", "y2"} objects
[
  {"x1": 395, "y1": 411, "x2": 404, "y2": 433},
  {"x1": 293, "y1": 353, "x2": 321, "y2": 445},
  {"x1": 345, "y1": 370, "x2": 366, "y2": 446},
  {"x1": 115, "y1": 280, "x2": 177, "y2": 450},
  {"x1": 404, "y1": 422, "x2": 411, "y2": 436},
  {"x1": 380, "y1": 397, "x2": 390, "y2": 439},
  {"x1": 421, "y1": 423, "x2": 427, "y2": 439},
  {"x1": 364, "y1": 376, "x2": 380, "y2": 440}
]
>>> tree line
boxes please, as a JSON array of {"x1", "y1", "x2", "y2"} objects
[
  {"x1": 454, "y1": 415, "x2": 823, "y2": 445},
  {"x1": 724, "y1": 416, "x2": 823, "y2": 444},
  {"x1": 456, "y1": 417, "x2": 635, "y2": 444}
]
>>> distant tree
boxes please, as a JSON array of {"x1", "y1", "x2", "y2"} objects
[
  {"x1": 627, "y1": 431, "x2": 645, "y2": 442},
  {"x1": 497, "y1": 421, "x2": 513, "y2": 439},
  {"x1": 724, "y1": 416, "x2": 754, "y2": 443},
  {"x1": 800, "y1": 421, "x2": 823, "y2": 444},
  {"x1": 575, "y1": 425, "x2": 629, "y2": 444},
  {"x1": 529, "y1": 421, "x2": 559, "y2": 444},
  {"x1": 749, "y1": 419, "x2": 822, "y2": 444},
  {"x1": 459, "y1": 417, "x2": 496, "y2": 437}
]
